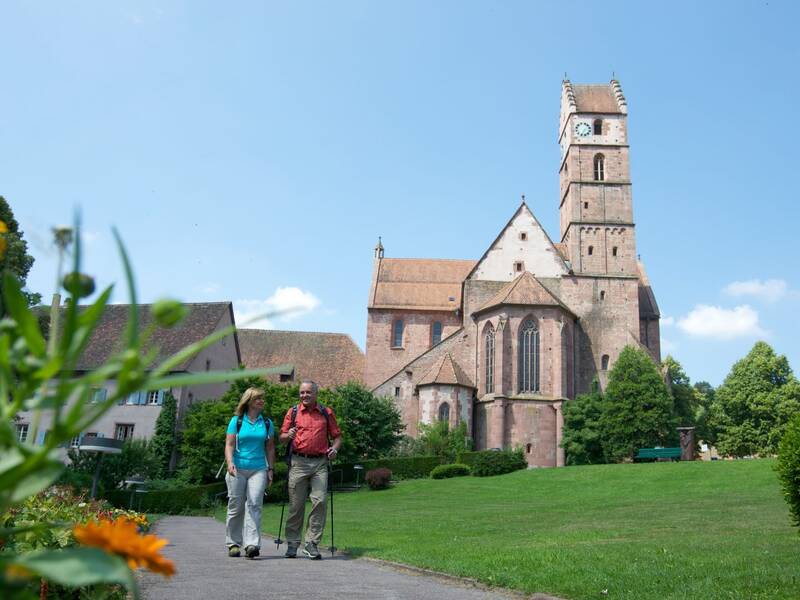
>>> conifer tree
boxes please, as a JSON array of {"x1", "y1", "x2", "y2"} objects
[{"x1": 0, "y1": 196, "x2": 41, "y2": 310}]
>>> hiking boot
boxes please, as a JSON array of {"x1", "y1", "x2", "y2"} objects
[
  {"x1": 284, "y1": 544, "x2": 298, "y2": 558},
  {"x1": 303, "y1": 542, "x2": 321, "y2": 560},
  {"x1": 228, "y1": 545, "x2": 240, "y2": 558},
  {"x1": 245, "y1": 545, "x2": 259, "y2": 559}
]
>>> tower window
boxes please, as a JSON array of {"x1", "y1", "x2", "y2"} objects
[
  {"x1": 392, "y1": 319, "x2": 404, "y2": 348},
  {"x1": 600, "y1": 290, "x2": 605, "y2": 300},
  {"x1": 431, "y1": 321, "x2": 443, "y2": 346},
  {"x1": 601, "y1": 354, "x2": 610, "y2": 370},
  {"x1": 519, "y1": 319, "x2": 540, "y2": 393},
  {"x1": 588, "y1": 246, "x2": 594, "y2": 256},
  {"x1": 584, "y1": 202, "x2": 588, "y2": 209},
  {"x1": 394, "y1": 386, "x2": 400, "y2": 397},
  {"x1": 593, "y1": 154, "x2": 605, "y2": 181},
  {"x1": 612, "y1": 246, "x2": 618, "y2": 257},
  {"x1": 593, "y1": 119, "x2": 603, "y2": 135}
]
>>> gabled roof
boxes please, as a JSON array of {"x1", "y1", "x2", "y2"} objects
[
  {"x1": 370, "y1": 258, "x2": 475, "y2": 311},
  {"x1": 73, "y1": 302, "x2": 238, "y2": 371},
  {"x1": 417, "y1": 352, "x2": 475, "y2": 389},
  {"x1": 572, "y1": 84, "x2": 623, "y2": 114},
  {"x1": 636, "y1": 260, "x2": 661, "y2": 319},
  {"x1": 466, "y1": 201, "x2": 569, "y2": 281},
  {"x1": 238, "y1": 329, "x2": 364, "y2": 388},
  {"x1": 474, "y1": 271, "x2": 575, "y2": 317}
]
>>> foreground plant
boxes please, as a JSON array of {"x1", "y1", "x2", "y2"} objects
[{"x1": 0, "y1": 218, "x2": 278, "y2": 599}]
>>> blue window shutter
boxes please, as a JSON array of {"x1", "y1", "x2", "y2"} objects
[
  {"x1": 35, "y1": 430, "x2": 46, "y2": 445},
  {"x1": 98, "y1": 388, "x2": 107, "y2": 403},
  {"x1": 157, "y1": 390, "x2": 164, "y2": 405},
  {"x1": 138, "y1": 391, "x2": 147, "y2": 405}
]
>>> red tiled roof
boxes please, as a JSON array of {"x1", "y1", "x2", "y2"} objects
[
  {"x1": 72, "y1": 302, "x2": 236, "y2": 371},
  {"x1": 474, "y1": 272, "x2": 574, "y2": 316},
  {"x1": 572, "y1": 84, "x2": 622, "y2": 113},
  {"x1": 238, "y1": 329, "x2": 365, "y2": 388},
  {"x1": 370, "y1": 258, "x2": 475, "y2": 311},
  {"x1": 417, "y1": 352, "x2": 474, "y2": 388}
]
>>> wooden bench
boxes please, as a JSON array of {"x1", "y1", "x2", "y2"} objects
[{"x1": 635, "y1": 447, "x2": 682, "y2": 461}]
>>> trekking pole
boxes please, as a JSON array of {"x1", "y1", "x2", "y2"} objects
[
  {"x1": 275, "y1": 476, "x2": 288, "y2": 549},
  {"x1": 328, "y1": 463, "x2": 336, "y2": 556}
]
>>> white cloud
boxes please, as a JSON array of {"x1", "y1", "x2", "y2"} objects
[
  {"x1": 234, "y1": 287, "x2": 321, "y2": 329},
  {"x1": 81, "y1": 230, "x2": 100, "y2": 245},
  {"x1": 723, "y1": 279, "x2": 787, "y2": 303},
  {"x1": 677, "y1": 304, "x2": 767, "y2": 340},
  {"x1": 200, "y1": 283, "x2": 220, "y2": 294},
  {"x1": 661, "y1": 316, "x2": 675, "y2": 327}
]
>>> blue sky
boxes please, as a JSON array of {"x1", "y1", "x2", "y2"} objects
[{"x1": 3, "y1": 1, "x2": 798, "y2": 387}]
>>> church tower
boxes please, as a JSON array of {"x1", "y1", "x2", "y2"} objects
[{"x1": 558, "y1": 80, "x2": 637, "y2": 275}]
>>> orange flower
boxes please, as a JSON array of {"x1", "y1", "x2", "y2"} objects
[
  {"x1": 73, "y1": 517, "x2": 175, "y2": 577},
  {"x1": 0, "y1": 220, "x2": 7, "y2": 258}
]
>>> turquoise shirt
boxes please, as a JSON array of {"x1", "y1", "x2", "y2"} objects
[{"x1": 227, "y1": 414, "x2": 273, "y2": 470}]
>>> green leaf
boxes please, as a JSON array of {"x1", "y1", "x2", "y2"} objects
[
  {"x1": 147, "y1": 367, "x2": 284, "y2": 390},
  {"x1": 112, "y1": 227, "x2": 138, "y2": 347},
  {"x1": 12, "y1": 547, "x2": 138, "y2": 597},
  {"x1": 2, "y1": 272, "x2": 46, "y2": 356},
  {"x1": 1, "y1": 459, "x2": 64, "y2": 504}
]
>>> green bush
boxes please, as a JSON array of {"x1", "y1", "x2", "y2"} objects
[
  {"x1": 776, "y1": 413, "x2": 800, "y2": 531},
  {"x1": 430, "y1": 463, "x2": 471, "y2": 479},
  {"x1": 463, "y1": 450, "x2": 527, "y2": 477},
  {"x1": 104, "y1": 482, "x2": 226, "y2": 514},
  {"x1": 335, "y1": 455, "x2": 445, "y2": 484},
  {"x1": 365, "y1": 467, "x2": 392, "y2": 490}
]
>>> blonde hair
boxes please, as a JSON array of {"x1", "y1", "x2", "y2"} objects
[{"x1": 235, "y1": 387, "x2": 265, "y2": 417}]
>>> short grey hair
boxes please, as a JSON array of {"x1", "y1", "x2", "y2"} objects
[{"x1": 300, "y1": 379, "x2": 319, "y2": 394}]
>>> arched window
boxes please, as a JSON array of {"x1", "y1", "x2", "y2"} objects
[
  {"x1": 431, "y1": 321, "x2": 443, "y2": 346},
  {"x1": 593, "y1": 119, "x2": 603, "y2": 135},
  {"x1": 438, "y1": 402, "x2": 450, "y2": 428},
  {"x1": 392, "y1": 319, "x2": 404, "y2": 348},
  {"x1": 593, "y1": 154, "x2": 605, "y2": 181},
  {"x1": 601, "y1": 354, "x2": 610, "y2": 370},
  {"x1": 485, "y1": 325, "x2": 495, "y2": 395},
  {"x1": 518, "y1": 318, "x2": 540, "y2": 393}
]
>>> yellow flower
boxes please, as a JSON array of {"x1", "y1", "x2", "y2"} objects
[
  {"x1": 73, "y1": 517, "x2": 175, "y2": 577},
  {"x1": 5, "y1": 563, "x2": 33, "y2": 581}
]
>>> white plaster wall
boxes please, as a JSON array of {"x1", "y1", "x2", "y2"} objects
[
  {"x1": 471, "y1": 207, "x2": 567, "y2": 281},
  {"x1": 567, "y1": 114, "x2": 626, "y2": 146}
]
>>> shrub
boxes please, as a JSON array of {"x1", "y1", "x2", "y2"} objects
[
  {"x1": 365, "y1": 467, "x2": 392, "y2": 490},
  {"x1": 430, "y1": 463, "x2": 471, "y2": 479},
  {"x1": 103, "y1": 482, "x2": 226, "y2": 514},
  {"x1": 467, "y1": 450, "x2": 527, "y2": 477},
  {"x1": 335, "y1": 455, "x2": 445, "y2": 483},
  {"x1": 776, "y1": 413, "x2": 800, "y2": 532}
]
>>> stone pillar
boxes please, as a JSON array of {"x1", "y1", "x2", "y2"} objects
[
  {"x1": 490, "y1": 397, "x2": 506, "y2": 449},
  {"x1": 677, "y1": 427, "x2": 695, "y2": 461},
  {"x1": 554, "y1": 402, "x2": 565, "y2": 467}
]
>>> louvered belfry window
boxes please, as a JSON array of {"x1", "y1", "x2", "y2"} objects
[{"x1": 519, "y1": 319, "x2": 540, "y2": 393}]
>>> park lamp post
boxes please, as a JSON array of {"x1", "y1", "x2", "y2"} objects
[
  {"x1": 354, "y1": 464, "x2": 364, "y2": 488},
  {"x1": 79, "y1": 435, "x2": 124, "y2": 499}
]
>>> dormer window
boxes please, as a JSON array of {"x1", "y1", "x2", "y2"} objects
[
  {"x1": 519, "y1": 232, "x2": 528, "y2": 241},
  {"x1": 593, "y1": 119, "x2": 603, "y2": 135}
]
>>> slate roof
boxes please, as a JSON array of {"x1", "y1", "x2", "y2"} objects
[
  {"x1": 572, "y1": 84, "x2": 623, "y2": 113},
  {"x1": 417, "y1": 352, "x2": 475, "y2": 388},
  {"x1": 474, "y1": 271, "x2": 575, "y2": 317},
  {"x1": 237, "y1": 329, "x2": 365, "y2": 388},
  {"x1": 73, "y1": 302, "x2": 238, "y2": 371},
  {"x1": 636, "y1": 261, "x2": 661, "y2": 319},
  {"x1": 370, "y1": 258, "x2": 476, "y2": 311}
]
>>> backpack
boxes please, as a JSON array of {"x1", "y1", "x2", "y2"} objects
[
  {"x1": 285, "y1": 403, "x2": 333, "y2": 466},
  {"x1": 217, "y1": 414, "x2": 273, "y2": 479}
]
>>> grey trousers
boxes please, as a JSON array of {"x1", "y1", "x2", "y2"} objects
[
  {"x1": 225, "y1": 468, "x2": 267, "y2": 549},
  {"x1": 286, "y1": 455, "x2": 328, "y2": 546}
]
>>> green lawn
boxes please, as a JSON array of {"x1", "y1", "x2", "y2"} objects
[{"x1": 216, "y1": 459, "x2": 800, "y2": 599}]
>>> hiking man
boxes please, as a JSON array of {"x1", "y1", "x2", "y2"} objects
[{"x1": 279, "y1": 380, "x2": 342, "y2": 559}]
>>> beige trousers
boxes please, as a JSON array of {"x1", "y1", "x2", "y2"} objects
[{"x1": 286, "y1": 455, "x2": 328, "y2": 546}]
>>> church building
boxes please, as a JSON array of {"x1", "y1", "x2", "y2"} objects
[{"x1": 365, "y1": 80, "x2": 661, "y2": 467}]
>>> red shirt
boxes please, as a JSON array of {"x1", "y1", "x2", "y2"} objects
[{"x1": 281, "y1": 403, "x2": 341, "y2": 455}]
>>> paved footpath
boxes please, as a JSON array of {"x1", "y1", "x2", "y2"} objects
[{"x1": 139, "y1": 516, "x2": 561, "y2": 600}]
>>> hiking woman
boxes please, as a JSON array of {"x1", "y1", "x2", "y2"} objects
[{"x1": 224, "y1": 387, "x2": 276, "y2": 558}]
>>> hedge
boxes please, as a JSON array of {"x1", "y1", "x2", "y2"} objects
[
  {"x1": 457, "y1": 449, "x2": 527, "y2": 477},
  {"x1": 104, "y1": 482, "x2": 227, "y2": 514},
  {"x1": 430, "y1": 463, "x2": 471, "y2": 479},
  {"x1": 332, "y1": 455, "x2": 446, "y2": 484}
]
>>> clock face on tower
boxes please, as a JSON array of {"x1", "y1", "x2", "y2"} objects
[{"x1": 574, "y1": 122, "x2": 591, "y2": 137}]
